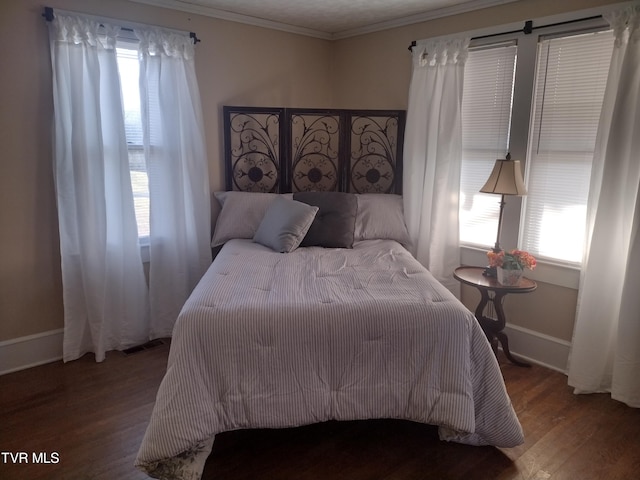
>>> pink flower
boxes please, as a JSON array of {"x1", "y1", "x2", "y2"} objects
[
  {"x1": 487, "y1": 249, "x2": 536, "y2": 270},
  {"x1": 487, "y1": 250, "x2": 505, "y2": 267}
]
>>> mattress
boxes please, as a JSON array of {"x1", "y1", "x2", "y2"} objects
[{"x1": 136, "y1": 239, "x2": 523, "y2": 479}]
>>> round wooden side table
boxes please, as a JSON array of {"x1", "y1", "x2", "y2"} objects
[{"x1": 453, "y1": 266, "x2": 537, "y2": 367}]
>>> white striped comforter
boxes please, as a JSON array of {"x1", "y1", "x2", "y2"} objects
[{"x1": 136, "y1": 239, "x2": 523, "y2": 479}]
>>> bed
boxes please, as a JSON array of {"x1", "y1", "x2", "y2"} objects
[{"x1": 135, "y1": 190, "x2": 523, "y2": 480}]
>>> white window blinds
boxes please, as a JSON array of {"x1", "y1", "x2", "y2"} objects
[
  {"x1": 117, "y1": 43, "x2": 150, "y2": 239},
  {"x1": 460, "y1": 42, "x2": 517, "y2": 247},
  {"x1": 520, "y1": 29, "x2": 614, "y2": 264}
]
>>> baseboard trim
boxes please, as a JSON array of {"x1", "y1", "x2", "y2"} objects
[
  {"x1": 0, "y1": 329, "x2": 64, "y2": 376},
  {"x1": 503, "y1": 323, "x2": 571, "y2": 373},
  {"x1": 0, "y1": 324, "x2": 570, "y2": 376}
]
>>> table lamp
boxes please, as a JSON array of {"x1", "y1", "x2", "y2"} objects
[{"x1": 480, "y1": 153, "x2": 527, "y2": 275}]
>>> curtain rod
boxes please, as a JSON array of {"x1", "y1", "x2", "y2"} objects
[
  {"x1": 408, "y1": 14, "x2": 602, "y2": 51},
  {"x1": 42, "y1": 6, "x2": 201, "y2": 44}
]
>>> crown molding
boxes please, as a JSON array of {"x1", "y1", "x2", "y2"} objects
[
  {"x1": 128, "y1": 0, "x2": 521, "y2": 40},
  {"x1": 332, "y1": 0, "x2": 521, "y2": 39},
  {"x1": 128, "y1": 0, "x2": 334, "y2": 39}
]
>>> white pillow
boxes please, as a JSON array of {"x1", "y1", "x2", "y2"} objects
[
  {"x1": 354, "y1": 194, "x2": 411, "y2": 246},
  {"x1": 253, "y1": 197, "x2": 318, "y2": 253},
  {"x1": 211, "y1": 191, "x2": 291, "y2": 247}
]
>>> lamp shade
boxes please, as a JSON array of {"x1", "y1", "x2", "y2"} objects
[{"x1": 480, "y1": 158, "x2": 527, "y2": 196}]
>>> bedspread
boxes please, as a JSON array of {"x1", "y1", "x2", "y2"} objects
[{"x1": 136, "y1": 239, "x2": 523, "y2": 479}]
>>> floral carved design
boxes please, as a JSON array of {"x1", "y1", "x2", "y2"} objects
[
  {"x1": 224, "y1": 107, "x2": 404, "y2": 194},
  {"x1": 350, "y1": 116, "x2": 398, "y2": 193},
  {"x1": 290, "y1": 114, "x2": 340, "y2": 192},
  {"x1": 229, "y1": 112, "x2": 280, "y2": 192}
]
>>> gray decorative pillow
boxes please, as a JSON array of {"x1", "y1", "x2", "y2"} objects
[
  {"x1": 211, "y1": 192, "x2": 292, "y2": 247},
  {"x1": 253, "y1": 196, "x2": 319, "y2": 253},
  {"x1": 354, "y1": 194, "x2": 411, "y2": 246},
  {"x1": 293, "y1": 192, "x2": 357, "y2": 248}
]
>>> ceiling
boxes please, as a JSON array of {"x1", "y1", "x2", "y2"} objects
[{"x1": 129, "y1": 0, "x2": 520, "y2": 39}]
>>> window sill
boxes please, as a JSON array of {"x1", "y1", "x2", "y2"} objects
[{"x1": 460, "y1": 245, "x2": 580, "y2": 290}]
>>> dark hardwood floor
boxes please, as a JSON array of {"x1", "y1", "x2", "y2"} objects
[{"x1": 1, "y1": 341, "x2": 639, "y2": 480}]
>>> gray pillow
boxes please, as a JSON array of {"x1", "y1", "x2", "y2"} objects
[
  {"x1": 293, "y1": 192, "x2": 357, "y2": 248},
  {"x1": 211, "y1": 191, "x2": 292, "y2": 247},
  {"x1": 354, "y1": 194, "x2": 411, "y2": 246},
  {"x1": 253, "y1": 196, "x2": 319, "y2": 253}
]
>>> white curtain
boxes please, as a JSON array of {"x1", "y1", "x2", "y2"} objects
[
  {"x1": 136, "y1": 29, "x2": 212, "y2": 338},
  {"x1": 403, "y1": 38, "x2": 469, "y2": 296},
  {"x1": 568, "y1": 7, "x2": 640, "y2": 408},
  {"x1": 48, "y1": 15, "x2": 149, "y2": 362}
]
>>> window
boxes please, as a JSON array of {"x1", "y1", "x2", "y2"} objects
[
  {"x1": 520, "y1": 30, "x2": 614, "y2": 264},
  {"x1": 460, "y1": 20, "x2": 614, "y2": 266},
  {"x1": 116, "y1": 42, "x2": 150, "y2": 243},
  {"x1": 460, "y1": 42, "x2": 517, "y2": 246}
]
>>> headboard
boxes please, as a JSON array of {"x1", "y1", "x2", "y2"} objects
[{"x1": 223, "y1": 106, "x2": 405, "y2": 194}]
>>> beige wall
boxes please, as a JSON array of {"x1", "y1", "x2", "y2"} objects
[
  {"x1": 0, "y1": 0, "x2": 333, "y2": 341},
  {"x1": 461, "y1": 282, "x2": 578, "y2": 341},
  {"x1": 0, "y1": 0, "x2": 621, "y2": 344}
]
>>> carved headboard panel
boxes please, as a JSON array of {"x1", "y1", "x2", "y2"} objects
[{"x1": 223, "y1": 106, "x2": 405, "y2": 194}]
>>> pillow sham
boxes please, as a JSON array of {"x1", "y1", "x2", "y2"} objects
[
  {"x1": 354, "y1": 194, "x2": 411, "y2": 246},
  {"x1": 253, "y1": 196, "x2": 319, "y2": 253},
  {"x1": 211, "y1": 191, "x2": 291, "y2": 247},
  {"x1": 293, "y1": 191, "x2": 357, "y2": 248}
]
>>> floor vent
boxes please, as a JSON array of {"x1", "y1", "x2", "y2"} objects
[{"x1": 123, "y1": 339, "x2": 165, "y2": 356}]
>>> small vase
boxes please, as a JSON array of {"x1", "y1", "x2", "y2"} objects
[{"x1": 497, "y1": 267, "x2": 523, "y2": 286}]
